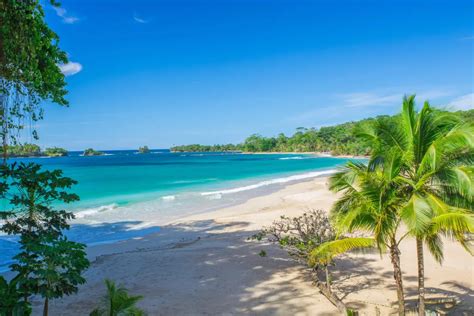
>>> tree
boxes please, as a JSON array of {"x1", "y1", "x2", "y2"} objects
[
  {"x1": 0, "y1": 0, "x2": 70, "y2": 159},
  {"x1": 0, "y1": 162, "x2": 89, "y2": 315},
  {"x1": 329, "y1": 158, "x2": 408, "y2": 315},
  {"x1": 359, "y1": 95, "x2": 474, "y2": 315},
  {"x1": 252, "y1": 210, "x2": 373, "y2": 314},
  {"x1": 90, "y1": 279, "x2": 146, "y2": 316},
  {"x1": 13, "y1": 237, "x2": 89, "y2": 316}
]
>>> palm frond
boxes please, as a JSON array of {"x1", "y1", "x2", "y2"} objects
[
  {"x1": 425, "y1": 233, "x2": 444, "y2": 264},
  {"x1": 430, "y1": 212, "x2": 474, "y2": 235},
  {"x1": 308, "y1": 237, "x2": 375, "y2": 266},
  {"x1": 400, "y1": 194, "x2": 432, "y2": 236}
]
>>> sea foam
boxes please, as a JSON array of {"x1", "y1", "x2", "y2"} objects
[
  {"x1": 200, "y1": 169, "x2": 335, "y2": 196},
  {"x1": 75, "y1": 203, "x2": 119, "y2": 218}
]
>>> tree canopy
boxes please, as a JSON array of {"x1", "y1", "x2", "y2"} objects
[
  {"x1": 171, "y1": 109, "x2": 474, "y2": 156},
  {"x1": 0, "y1": 0, "x2": 69, "y2": 151}
]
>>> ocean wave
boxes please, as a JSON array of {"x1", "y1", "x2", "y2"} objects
[
  {"x1": 278, "y1": 156, "x2": 310, "y2": 160},
  {"x1": 172, "y1": 178, "x2": 217, "y2": 184},
  {"x1": 200, "y1": 169, "x2": 336, "y2": 196},
  {"x1": 79, "y1": 153, "x2": 114, "y2": 157},
  {"x1": 161, "y1": 195, "x2": 176, "y2": 201},
  {"x1": 75, "y1": 203, "x2": 119, "y2": 218}
]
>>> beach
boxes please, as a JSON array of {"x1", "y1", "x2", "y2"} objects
[{"x1": 31, "y1": 176, "x2": 473, "y2": 316}]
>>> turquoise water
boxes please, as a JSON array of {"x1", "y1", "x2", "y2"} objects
[
  {"x1": 5, "y1": 150, "x2": 349, "y2": 209},
  {"x1": 0, "y1": 150, "x2": 350, "y2": 270}
]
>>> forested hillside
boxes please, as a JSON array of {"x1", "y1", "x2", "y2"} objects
[{"x1": 171, "y1": 109, "x2": 474, "y2": 155}]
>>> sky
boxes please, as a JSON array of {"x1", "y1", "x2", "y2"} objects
[{"x1": 36, "y1": 0, "x2": 473, "y2": 150}]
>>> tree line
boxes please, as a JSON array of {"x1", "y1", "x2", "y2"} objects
[{"x1": 171, "y1": 109, "x2": 474, "y2": 156}]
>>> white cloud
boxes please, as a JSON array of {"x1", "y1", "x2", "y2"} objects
[
  {"x1": 287, "y1": 89, "x2": 455, "y2": 123},
  {"x1": 448, "y1": 93, "x2": 474, "y2": 110},
  {"x1": 338, "y1": 92, "x2": 401, "y2": 108},
  {"x1": 59, "y1": 62, "x2": 82, "y2": 76},
  {"x1": 339, "y1": 89, "x2": 453, "y2": 108},
  {"x1": 415, "y1": 89, "x2": 453, "y2": 102},
  {"x1": 53, "y1": 6, "x2": 79, "y2": 24},
  {"x1": 133, "y1": 13, "x2": 150, "y2": 24}
]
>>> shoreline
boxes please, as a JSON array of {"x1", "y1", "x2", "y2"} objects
[
  {"x1": 28, "y1": 175, "x2": 472, "y2": 315},
  {"x1": 171, "y1": 150, "x2": 370, "y2": 159}
]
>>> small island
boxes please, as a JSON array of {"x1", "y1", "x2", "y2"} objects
[
  {"x1": 2, "y1": 143, "x2": 42, "y2": 157},
  {"x1": 138, "y1": 146, "x2": 150, "y2": 154},
  {"x1": 0, "y1": 144, "x2": 68, "y2": 158},
  {"x1": 83, "y1": 148, "x2": 105, "y2": 156},
  {"x1": 44, "y1": 147, "x2": 68, "y2": 157}
]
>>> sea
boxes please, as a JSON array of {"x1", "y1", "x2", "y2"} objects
[{"x1": 0, "y1": 150, "x2": 352, "y2": 271}]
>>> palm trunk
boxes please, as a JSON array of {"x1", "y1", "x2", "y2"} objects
[
  {"x1": 43, "y1": 297, "x2": 49, "y2": 316},
  {"x1": 389, "y1": 241, "x2": 405, "y2": 316},
  {"x1": 416, "y1": 237, "x2": 425, "y2": 315}
]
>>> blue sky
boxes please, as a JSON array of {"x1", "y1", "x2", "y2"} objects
[{"x1": 38, "y1": 0, "x2": 473, "y2": 150}]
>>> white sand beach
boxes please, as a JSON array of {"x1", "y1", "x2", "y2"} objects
[{"x1": 35, "y1": 176, "x2": 473, "y2": 315}]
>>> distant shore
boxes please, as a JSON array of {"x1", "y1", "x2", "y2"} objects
[
  {"x1": 170, "y1": 150, "x2": 369, "y2": 159},
  {"x1": 241, "y1": 151, "x2": 369, "y2": 159}
]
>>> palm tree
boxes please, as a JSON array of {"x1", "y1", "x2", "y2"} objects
[
  {"x1": 360, "y1": 95, "x2": 474, "y2": 315},
  {"x1": 328, "y1": 155, "x2": 409, "y2": 315},
  {"x1": 90, "y1": 279, "x2": 146, "y2": 316}
]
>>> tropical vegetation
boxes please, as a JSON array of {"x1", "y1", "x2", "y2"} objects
[
  {"x1": 171, "y1": 109, "x2": 474, "y2": 156},
  {"x1": 90, "y1": 279, "x2": 146, "y2": 316},
  {"x1": 0, "y1": 2, "x2": 90, "y2": 315},
  {"x1": 0, "y1": 144, "x2": 68, "y2": 158},
  {"x1": 252, "y1": 210, "x2": 374, "y2": 314},
  {"x1": 0, "y1": 163, "x2": 89, "y2": 316},
  {"x1": 0, "y1": 0, "x2": 69, "y2": 158},
  {"x1": 83, "y1": 148, "x2": 105, "y2": 156},
  {"x1": 328, "y1": 96, "x2": 474, "y2": 314},
  {"x1": 44, "y1": 147, "x2": 68, "y2": 157},
  {"x1": 0, "y1": 143, "x2": 41, "y2": 157},
  {"x1": 138, "y1": 146, "x2": 150, "y2": 154}
]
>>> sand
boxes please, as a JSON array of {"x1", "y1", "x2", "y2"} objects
[{"x1": 28, "y1": 177, "x2": 473, "y2": 315}]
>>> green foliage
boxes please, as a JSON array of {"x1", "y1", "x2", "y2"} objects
[
  {"x1": 331, "y1": 95, "x2": 474, "y2": 315},
  {"x1": 0, "y1": 143, "x2": 41, "y2": 157},
  {"x1": 252, "y1": 210, "x2": 337, "y2": 262},
  {"x1": 0, "y1": 144, "x2": 68, "y2": 157},
  {"x1": 0, "y1": 0, "x2": 69, "y2": 146},
  {"x1": 0, "y1": 163, "x2": 88, "y2": 314},
  {"x1": 43, "y1": 147, "x2": 68, "y2": 157},
  {"x1": 171, "y1": 143, "x2": 240, "y2": 152},
  {"x1": 309, "y1": 237, "x2": 375, "y2": 266},
  {"x1": 171, "y1": 109, "x2": 474, "y2": 156},
  {"x1": 365, "y1": 96, "x2": 474, "y2": 258},
  {"x1": 83, "y1": 148, "x2": 105, "y2": 156},
  {"x1": 90, "y1": 279, "x2": 146, "y2": 316},
  {"x1": 0, "y1": 274, "x2": 32, "y2": 316},
  {"x1": 138, "y1": 146, "x2": 150, "y2": 154}
]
